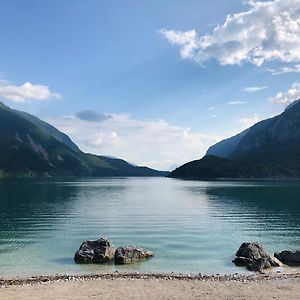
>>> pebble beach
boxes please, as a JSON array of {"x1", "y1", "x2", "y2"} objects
[{"x1": 1, "y1": 272, "x2": 300, "y2": 300}]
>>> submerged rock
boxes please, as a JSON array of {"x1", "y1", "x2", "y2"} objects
[
  {"x1": 274, "y1": 250, "x2": 300, "y2": 265},
  {"x1": 74, "y1": 237, "x2": 115, "y2": 263},
  {"x1": 114, "y1": 246, "x2": 154, "y2": 265},
  {"x1": 233, "y1": 242, "x2": 281, "y2": 272}
]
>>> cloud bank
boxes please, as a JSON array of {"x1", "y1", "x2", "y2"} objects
[
  {"x1": 271, "y1": 82, "x2": 300, "y2": 105},
  {"x1": 268, "y1": 64, "x2": 300, "y2": 75},
  {"x1": 47, "y1": 113, "x2": 222, "y2": 170},
  {"x1": 160, "y1": 0, "x2": 300, "y2": 66},
  {"x1": 0, "y1": 81, "x2": 61, "y2": 102},
  {"x1": 238, "y1": 113, "x2": 261, "y2": 128}
]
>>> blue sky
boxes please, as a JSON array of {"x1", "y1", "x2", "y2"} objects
[{"x1": 0, "y1": 0, "x2": 300, "y2": 170}]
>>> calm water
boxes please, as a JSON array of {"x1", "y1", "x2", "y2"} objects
[{"x1": 0, "y1": 177, "x2": 300, "y2": 277}]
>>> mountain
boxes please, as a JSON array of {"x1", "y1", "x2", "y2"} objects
[
  {"x1": 169, "y1": 99, "x2": 300, "y2": 179},
  {"x1": 15, "y1": 110, "x2": 80, "y2": 152},
  {"x1": 206, "y1": 129, "x2": 249, "y2": 158},
  {"x1": 0, "y1": 102, "x2": 168, "y2": 178}
]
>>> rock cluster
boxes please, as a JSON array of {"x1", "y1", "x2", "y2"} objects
[
  {"x1": 74, "y1": 236, "x2": 153, "y2": 265},
  {"x1": 233, "y1": 242, "x2": 281, "y2": 272}
]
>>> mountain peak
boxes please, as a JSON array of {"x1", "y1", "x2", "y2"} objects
[
  {"x1": 0, "y1": 103, "x2": 168, "y2": 177},
  {"x1": 170, "y1": 97, "x2": 300, "y2": 179},
  {"x1": 284, "y1": 99, "x2": 300, "y2": 111}
]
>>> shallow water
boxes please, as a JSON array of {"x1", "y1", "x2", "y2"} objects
[{"x1": 0, "y1": 177, "x2": 299, "y2": 277}]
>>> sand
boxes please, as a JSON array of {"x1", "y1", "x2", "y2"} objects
[{"x1": 0, "y1": 273, "x2": 300, "y2": 300}]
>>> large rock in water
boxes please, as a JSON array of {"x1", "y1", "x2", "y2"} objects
[
  {"x1": 114, "y1": 246, "x2": 153, "y2": 265},
  {"x1": 274, "y1": 250, "x2": 300, "y2": 265},
  {"x1": 74, "y1": 237, "x2": 115, "y2": 263},
  {"x1": 233, "y1": 242, "x2": 281, "y2": 272}
]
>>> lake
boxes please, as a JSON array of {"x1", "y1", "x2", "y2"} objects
[{"x1": 0, "y1": 177, "x2": 299, "y2": 277}]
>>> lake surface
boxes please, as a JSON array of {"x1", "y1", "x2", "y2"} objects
[{"x1": 0, "y1": 177, "x2": 300, "y2": 277}]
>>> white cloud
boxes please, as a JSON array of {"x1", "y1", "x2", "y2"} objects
[
  {"x1": 160, "y1": 29, "x2": 198, "y2": 59},
  {"x1": 268, "y1": 64, "x2": 300, "y2": 75},
  {"x1": 47, "y1": 114, "x2": 223, "y2": 170},
  {"x1": 270, "y1": 82, "x2": 300, "y2": 105},
  {"x1": 238, "y1": 113, "x2": 261, "y2": 128},
  {"x1": 228, "y1": 101, "x2": 248, "y2": 105},
  {"x1": 160, "y1": 0, "x2": 300, "y2": 66},
  {"x1": 242, "y1": 86, "x2": 267, "y2": 92},
  {"x1": 208, "y1": 106, "x2": 215, "y2": 111},
  {"x1": 0, "y1": 81, "x2": 61, "y2": 102}
]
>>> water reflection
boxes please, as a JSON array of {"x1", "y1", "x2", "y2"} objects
[
  {"x1": 0, "y1": 178, "x2": 299, "y2": 277},
  {"x1": 200, "y1": 182, "x2": 300, "y2": 251},
  {"x1": 0, "y1": 179, "x2": 78, "y2": 252}
]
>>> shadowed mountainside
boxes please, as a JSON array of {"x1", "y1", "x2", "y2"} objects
[
  {"x1": 0, "y1": 102, "x2": 168, "y2": 178},
  {"x1": 170, "y1": 100, "x2": 300, "y2": 179}
]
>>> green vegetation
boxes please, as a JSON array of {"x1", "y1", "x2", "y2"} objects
[
  {"x1": 0, "y1": 169, "x2": 7, "y2": 179},
  {"x1": 170, "y1": 100, "x2": 300, "y2": 179},
  {"x1": 16, "y1": 110, "x2": 80, "y2": 152},
  {"x1": 0, "y1": 102, "x2": 168, "y2": 178},
  {"x1": 169, "y1": 156, "x2": 300, "y2": 179}
]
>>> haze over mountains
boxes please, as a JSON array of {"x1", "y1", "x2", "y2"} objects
[
  {"x1": 3, "y1": 96, "x2": 300, "y2": 180},
  {"x1": 0, "y1": 102, "x2": 167, "y2": 178},
  {"x1": 170, "y1": 100, "x2": 300, "y2": 179}
]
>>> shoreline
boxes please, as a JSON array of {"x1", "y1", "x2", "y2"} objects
[
  {"x1": 1, "y1": 271, "x2": 300, "y2": 287},
  {"x1": 1, "y1": 272, "x2": 300, "y2": 300}
]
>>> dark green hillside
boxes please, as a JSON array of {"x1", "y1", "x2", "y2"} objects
[
  {"x1": 0, "y1": 102, "x2": 167, "y2": 178},
  {"x1": 169, "y1": 155, "x2": 300, "y2": 179},
  {"x1": 16, "y1": 110, "x2": 80, "y2": 152},
  {"x1": 0, "y1": 103, "x2": 91, "y2": 176},
  {"x1": 170, "y1": 100, "x2": 300, "y2": 179}
]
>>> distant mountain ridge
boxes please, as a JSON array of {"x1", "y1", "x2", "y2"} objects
[
  {"x1": 15, "y1": 110, "x2": 80, "y2": 152},
  {"x1": 0, "y1": 102, "x2": 168, "y2": 178},
  {"x1": 206, "y1": 129, "x2": 249, "y2": 158},
  {"x1": 170, "y1": 99, "x2": 300, "y2": 179}
]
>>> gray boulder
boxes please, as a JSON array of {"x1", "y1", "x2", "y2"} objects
[
  {"x1": 233, "y1": 242, "x2": 281, "y2": 272},
  {"x1": 247, "y1": 257, "x2": 273, "y2": 271},
  {"x1": 274, "y1": 250, "x2": 300, "y2": 265},
  {"x1": 74, "y1": 237, "x2": 115, "y2": 263},
  {"x1": 115, "y1": 246, "x2": 153, "y2": 265},
  {"x1": 236, "y1": 242, "x2": 268, "y2": 260},
  {"x1": 232, "y1": 256, "x2": 253, "y2": 266}
]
